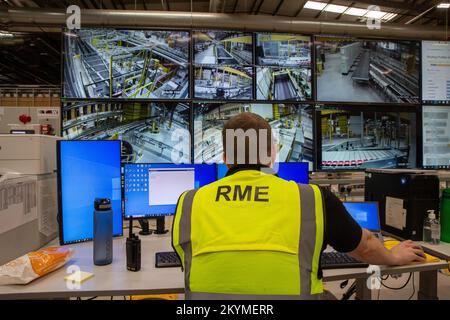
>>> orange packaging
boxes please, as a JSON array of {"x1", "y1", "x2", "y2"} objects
[{"x1": 0, "y1": 247, "x2": 74, "y2": 285}]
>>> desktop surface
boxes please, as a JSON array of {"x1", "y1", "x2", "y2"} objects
[{"x1": 124, "y1": 163, "x2": 216, "y2": 218}]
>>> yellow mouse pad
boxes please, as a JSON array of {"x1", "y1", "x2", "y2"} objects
[
  {"x1": 64, "y1": 271, "x2": 94, "y2": 284},
  {"x1": 383, "y1": 240, "x2": 440, "y2": 262}
]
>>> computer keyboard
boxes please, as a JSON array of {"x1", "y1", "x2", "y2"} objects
[
  {"x1": 321, "y1": 252, "x2": 369, "y2": 269},
  {"x1": 155, "y1": 251, "x2": 182, "y2": 268}
]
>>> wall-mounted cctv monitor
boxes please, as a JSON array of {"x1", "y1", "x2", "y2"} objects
[
  {"x1": 193, "y1": 66, "x2": 253, "y2": 100},
  {"x1": 422, "y1": 105, "x2": 450, "y2": 169},
  {"x1": 193, "y1": 103, "x2": 314, "y2": 170},
  {"x1": 422, "y1": 41, "x2": 450, "y2": 105},
  {"x1": 256, "y1": 67, "x2": 311, "y2": 101},
  {"x1": 62, "y1": 101, "x2": 190, "y2": 163},
  {"x1": 255, "y1": 33, "x2": 311, "y2": 68},
  {"x1": 318, "y1": 106, "x2": 418, "y2": 170},
  {"x1": 315, "y1": 37, "x2": 420, "y2": 104},
  {"x1": 255, "y1": 33, "x2": 312, "y2": 102},
  {"x1": 193, "y1": 31, "x2": 253, "y2": 66},
  {"x1": 63, "y1": 29, "x2": 190, "y2": 99}
]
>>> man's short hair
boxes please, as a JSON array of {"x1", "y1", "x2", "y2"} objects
[{"x1": 222, "y1": 112, "x2": 273, "y2": 166}]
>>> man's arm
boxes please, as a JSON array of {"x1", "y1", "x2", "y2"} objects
[
  {"x1": 321, "y1": 187, "x2": 426, "y2": 266},
  {"x1": 348, "y1": 229, "x2": 426, "y2": 266}
]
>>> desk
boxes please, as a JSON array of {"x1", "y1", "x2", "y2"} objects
[
  {"x1": 417, "y1": 241, "x2": 450, "y2": 261},
  {"x1": 0, "y1": 235, "x2": 447, "y2": 300}
]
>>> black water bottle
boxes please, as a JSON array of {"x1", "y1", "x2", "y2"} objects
[{"x1": 93, "y1": 198, "x2": 113, "y2": 266}]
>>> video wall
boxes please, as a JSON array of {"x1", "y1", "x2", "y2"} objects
[{"x1": 61, "y1": 28, "x2": 450, "y2": 171}]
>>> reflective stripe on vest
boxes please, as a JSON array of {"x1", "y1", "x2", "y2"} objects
[{"x1": 175, "y1": 183, "x2": 324, "y2": 300}]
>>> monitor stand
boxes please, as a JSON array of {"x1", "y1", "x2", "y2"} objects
[
  {"x1": 155, "y1": 216, "x2": 168, "y2": 235},
  {"x1": 138, "y1": 219, "x2": 152, "y2": 236}
]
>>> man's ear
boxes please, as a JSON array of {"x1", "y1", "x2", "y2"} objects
[{"x1": 271, "y1": 139, "x2": 277, "y2": 166}]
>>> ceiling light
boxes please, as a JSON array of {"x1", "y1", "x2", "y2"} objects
[
  {"x1": 345, "y1": 8, "x2": 368, "y2": 16},
  {"x1": 324, "y1": 4, "x2": 348, "y2": 14},
  {"x1": 437, "y1": 3, "x2": 450, "y2": 8},
  {"x1": 303, "y1": 1, "x2": 327, "y2": 11},
  {"x1": 365, "y1": 10, "x2": 387, "y2": 19},
  {"x1": 382, "y1": 13, "x2": 398, "y2": 22},
  {"x1": 0, "y1": 31, "x2": 14, "y2": 38}
]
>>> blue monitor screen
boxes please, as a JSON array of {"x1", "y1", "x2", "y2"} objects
[
  {"x1": 217, "y1": 163, "x2": 309, "y2": 184},
  {"x1": 343, "y1": 202, "x2": 380, "y2": 232},
  {"x1": 124, "y1": 163, "x2": 217, "y2": 218},
  {"x1": 58, "y1": 140, "x2": 123, "y2": 245}
]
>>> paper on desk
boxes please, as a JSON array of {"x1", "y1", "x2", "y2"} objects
[
  {"x1": 385, "y1": 196, "x2": 406, "y2": 230},
  {"x1": 64, "y1": 271, "x2": 94, "y2": 284}
]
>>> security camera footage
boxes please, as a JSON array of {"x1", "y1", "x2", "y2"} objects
[
  {"x1": 62, "y1": 101, "x2": 190, "y2": 163},
  {"x1": 256, "y1": 33, "x2": 312, "y2": 102},
  {"x1": 194, "y1": 66, "x2": 253, "y2": 100},
  {"x1": 194, "y1": 103, "x2": 314, "y2": 168},
  {"x1": 320, "y1": 109, "x2": 417, "y2": 170},
  {"x1": 316, "y1": 38, "x2": 420, "y2": 103},
  {"x1": 63, "y1": 29, "x2": 190, "y2": 99},
  {"x1": 256, "y1": 33, "x2": 311, "y2": 67},
  {"x1": 194, "y1": 31, "x2": 253, "y2": 65},
  {"x1": 256, "y1": 67, "x2": 311, "y2": 101}
]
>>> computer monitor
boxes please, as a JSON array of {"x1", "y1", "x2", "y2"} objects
[
  {"x1": 64, "y1": 29, "x2": 190, "y2": 99},
  {"x1": 319, "y1": 107, "x2": 418, "y2": 170},
  {"x1": 124, "y1": 163, "x2": 217, "y2": 218},
  {"x1": 57, "y1": 140, "x2": 123, "y2": 245},
  {"x1": 422, "y1": 105, "x2": 450, "y2": 169},
  {"x1": 315, "y1": 37, "x2": 420, "y2": 104},
  {"x1": 61, "y1": 101, "x2": 191, "y2": 163},
  {"x1": 343, "y1": 202, "x2": 381, "y2": 232},
  {"x1": 217, "y1": 162, "x2": 309, "y2": 184}
]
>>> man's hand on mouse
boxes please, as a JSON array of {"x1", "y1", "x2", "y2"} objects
[{"x1": 390, "y1": 240, "x2": 426, "y2": 265}]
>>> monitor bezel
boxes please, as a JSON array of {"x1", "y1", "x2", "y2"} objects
[{"x1": 57, "y1": 139, "x2": 124, "y2": 246}]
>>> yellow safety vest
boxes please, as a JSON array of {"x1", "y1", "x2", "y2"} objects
[{"x1": 172, "y1": 169, "x2": 325, "y2": 300}]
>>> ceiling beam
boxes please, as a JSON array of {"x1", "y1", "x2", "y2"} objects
[
  {"x1": 117, "y1": 0, "x2": 125, "y2": 10},
  {"x1": 79, "y1": 0, "x2": 90, "y2": 9},
  {"x1": 110, "y1": 0, "x2": 118, "y2": 10},
  {"x1": 294, "y1": 0, "x2": 306, "y2": 17},
  {"x1": 88, "y1": 0, "x2": 99, "y2": 10},
  {"x1": 272, "y1": 0, "x2": 284, "y2": 16},
  {"x1": 254, "y1": 0, "x2": 264, "y2": 15},
  {"x1": 336, "y1": 2, "x2": 354, "y2": 20},
  {"x1": 232, "y1": 0, "x2": 238, "y2": 13},
  {"x1": 161, "y1": 0, "x2": 170, "y2": 11}
]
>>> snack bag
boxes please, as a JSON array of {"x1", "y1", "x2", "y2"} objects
[{"x1": 0, "y1": 247, "x2": 74, "y2": 285}]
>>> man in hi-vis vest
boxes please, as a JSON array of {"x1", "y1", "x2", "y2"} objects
[{"x1": 172, "y1": 112, "x2": 425, "y2": 300}]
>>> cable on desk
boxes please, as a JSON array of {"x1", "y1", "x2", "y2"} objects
[{"x1": 381, "y1": 273, "x2": 412, "y2": 290}]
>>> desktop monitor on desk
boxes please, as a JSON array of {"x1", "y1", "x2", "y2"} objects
[
  {"x1": 216, "y1": 162, "x2": 309, "y2": 184},
  {"x1": 124, "y1": 163, "x2": 217, "y2": 218},
  {"x1": 57, "y1": 140, "x2": 123, "y2": 245}
]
